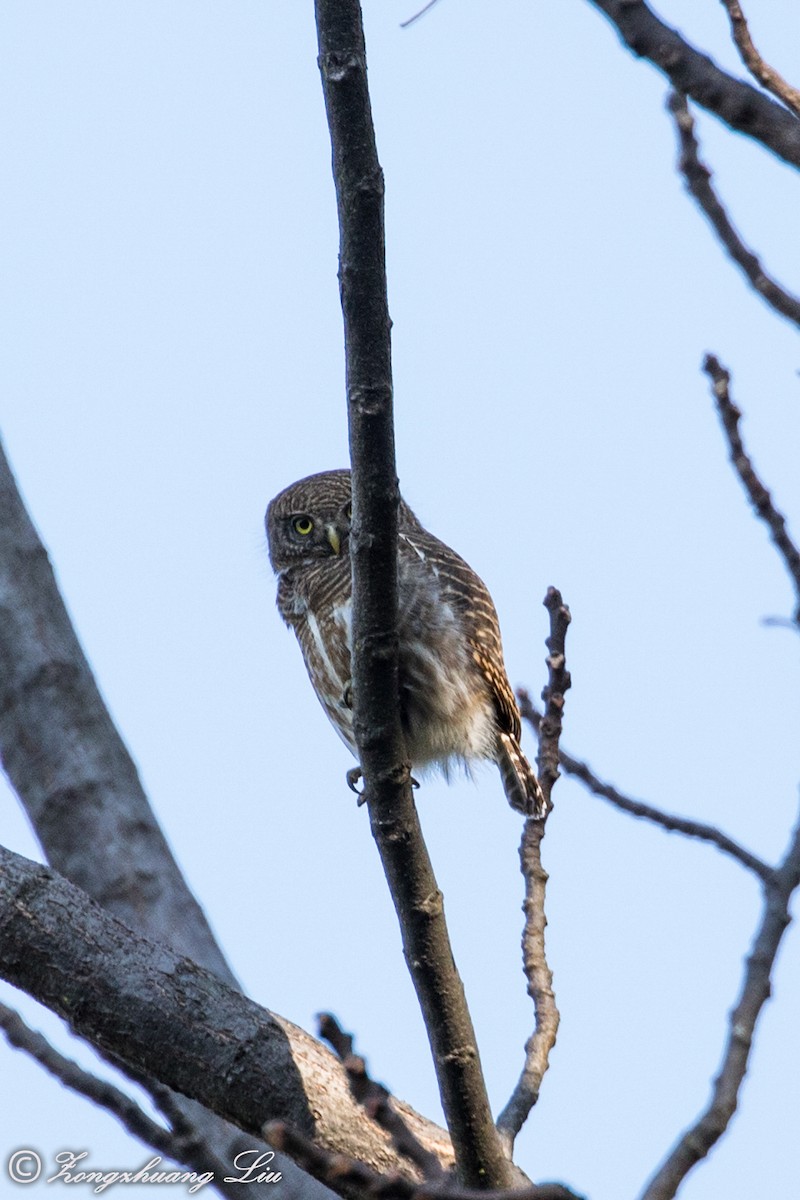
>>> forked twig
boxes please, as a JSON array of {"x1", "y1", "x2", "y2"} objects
[
  {"x1": 586, "y1": 0, "x2": 800, "y2": 170},
  {"x1": 719, "y1": 0, "x2": 800, "y2": 117}
]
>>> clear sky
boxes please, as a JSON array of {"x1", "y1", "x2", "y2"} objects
[{"x1": 1, "y1": 3, "x2": 798, "y2": 1199}]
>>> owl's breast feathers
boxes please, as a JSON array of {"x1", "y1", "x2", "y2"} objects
[{"x1": 276, "y1": 559, "x2": 356, "y2": 752}]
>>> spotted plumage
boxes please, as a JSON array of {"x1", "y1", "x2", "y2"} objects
[{"x1": 265, "y1": 469, "x2": 544, "y2": 817}]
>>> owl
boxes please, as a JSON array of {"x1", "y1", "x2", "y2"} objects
[{"x1": 266, "y1": 470, "x2": 545, "y2": 818}]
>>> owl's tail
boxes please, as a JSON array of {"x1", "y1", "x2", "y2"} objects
[{"x1": 497, "y1": 733, "x2": 547, "y2": 819}]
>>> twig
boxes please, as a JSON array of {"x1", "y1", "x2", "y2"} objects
[
  {"x1": 703, "y1": 356, "x2": 800, "y2": 624},
  {"x1": 314, "y1": 2, "x2": 510, "y2": 1188},
  {"x1": 265, "y1": 1122, "x2": 586, "y2": 1200},
  {"x1": 400, "y1": 0, "x2": 443, "y2": 29},
  {"x1": 585, "y1": 0, "x2": 800, "y2": 170},
  {"x1": 517, "y1": 693, "x2": 771, "y2": 883},
  {"x1": 667, "y1": 93, "x2": 800, "y2": 331},
  {"x1": 0, "y1": 1002, "x2": 179, "y2": 1158},
  {"x1": 318, "y1": 1014, "x2": 444, "y2": 1180},
  {"x1": 497, "y1": 591, "x2": 570, "y2": 1150},
  {"x1": 266, "y1": 1120, "x2": 413, "y2": 1199},
  {"x1": 719, "y1": 0, "x2": 800, "y2": 117},
  {"x1": 639, "y1": 799, "x2": 800, "y2": 1200},
  {"x1": 535, "y1": 590, "x2": 572, "y2": 809},
  {"x1": 0, "y1": 1001, "x2": 223, "y2": 1182}
]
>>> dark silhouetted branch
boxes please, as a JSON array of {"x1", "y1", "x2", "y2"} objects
[
  {"x1": 585, "y1": 0, "x2": 800, "y2": 170},
  {"x1": 318, "y1": 1014, "x2": 444, "y2": 1180},
  {"x1": 639, "y1": 800, "x2": 800, "y2": 1200},
  {"x1": 497, "y1": 592, "x2": 570, "y2": 1152},
  {"x1": 314, "y1": 2, "x2": 510, "y2": 1187},
  {"x1": 0, "y1": 1001, "x2": 195, "y2": 1163},
  {"x1": 266, "y1": 1122, "x2": 586, "y2": 1200},
  {"x1": 719, "y1": 0, "x2": 800, "y2": 117},
  {"x1": 517, "y1": 693, "x2": 771, "y2": 883},
  {"x1": 703, "y1": 356, "x2": 800, "y2": 624},
  {"x1": 668, "y1": 92, "x2": 800, "y2": 330}
]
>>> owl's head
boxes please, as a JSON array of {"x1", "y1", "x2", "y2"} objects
[{"x1": 266, "y1": 469, "x2": 353, "y2": 572}]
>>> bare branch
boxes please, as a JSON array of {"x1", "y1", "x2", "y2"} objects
[
  {"x1": 517, "y1": 693, "x2": 771, "y2": 883},
  {"x1": 318, "y1": 1014, "x2": 445, "y2": 1181},
  {"x1": 400, "y1": 0, "x2": 443, "y2": 29},
  {"x1": 667, "y1": 92, "x2": 800, "y2": 330},
  {"x1": 719, "y1": 0, "x2": 800, "y2": 117},
  {"x1": 497, "y1": 591, "x2": 570, "y2": 1150},
  {"x1": 0, "y1": 1001, "x2": 184, "y2": 1159},
  {"x1": 314, "y1": 2, "x2": 510, "y2": 1187},
  {"x1": 703, "y1": 356, "x2": 800, "y2": 624},
  {"x1": 585, "y1": 0, "x2": 800, "y2": 170},
  {"x1": 265, "y1": 1122, "x2": 586, "y2": 1200},
  {"x1": 0, "y1": 844, "x2": 456, "y2": 1179},
  {"x1": 535, "y1": 589, "x2": 572, "y2": 809},
  {"x1": 639, "y1": 799, "x2": 800, "y2": 1200}
]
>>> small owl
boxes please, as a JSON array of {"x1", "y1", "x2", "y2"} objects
[{"x1": 266, "y1": 470, "x2": 544, "y2": 818}]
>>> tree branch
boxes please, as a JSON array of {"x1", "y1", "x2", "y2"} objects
[
  {"x1": 584, "y1": 0, "x2": 800, "y2": 170},
  {"x1": 719, "y1": 0, "x2": 800, "y2": 117},
  {"x1": 0, "y1": 435, "x2": 309, "y2": 1197},
  {"x1": 497, "y1": 591, "x2": 570, "y2": 1151},
  {"x1": 703, "y1": 356, "x2": 800, "y2": 624},
  {"x1": 265, "y1": 1122, "x2": 586, "y2": 1200},
  {"x1": 314, "y1": 2, "x2": 511, "y2": 1188},
  {"x1": 517, "y1": 693, "x2": 771, "y2": 883},
  {"x1": 0, "y1": 1000, "x2": 221, "y2": 1172},
  {"x1": 318, "y1": 1014, "x2": 445, "y2": 1180},
  {"x1": 639, "y1": 799, "x2": 800, "y2": 1200},
  {"x1": 0, "y1": 844, "x2": 456, "y2": 1178},
  {"x1": 667, "y1": 92, "x2": 800, "y2": 331}
]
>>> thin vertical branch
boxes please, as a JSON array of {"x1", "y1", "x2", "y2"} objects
[
  {"x1": 314, "y1": 2, "x2": 511, "y2": 1187},
  {"x1": 497, "y1": 591, "x2": 570, "y2": 1151}
]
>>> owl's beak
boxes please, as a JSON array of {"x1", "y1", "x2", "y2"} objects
[{"x1": 325, "y1": 524, "x2": 341, "y2": 555}]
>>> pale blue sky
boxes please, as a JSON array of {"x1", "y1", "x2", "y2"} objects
[{"x1": 1, "y1": 3, "x2": 799, "y2": 1198}]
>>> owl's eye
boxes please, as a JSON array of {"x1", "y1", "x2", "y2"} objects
[{"x1": 293, "y1": 516, "x2": 314, "y2": 536}]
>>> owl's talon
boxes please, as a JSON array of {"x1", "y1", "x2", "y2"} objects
[
  {"x1": 346, "y1": 767, "x2": 365, "y2": 803},
  {"x1": 411, "y1": 775, "x2": 420, "y2": 789},
  {"x1": 342, "y1": 681, "x2": 353, "y2": 710}
]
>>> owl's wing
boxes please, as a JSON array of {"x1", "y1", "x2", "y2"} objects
[{"x1": 398, "y1": 523, "x2": 522, "y2": 741}]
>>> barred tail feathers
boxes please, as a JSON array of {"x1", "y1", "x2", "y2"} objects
[{"x1": 497, "y1": 732, "x2": 546, "y2": 818}]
